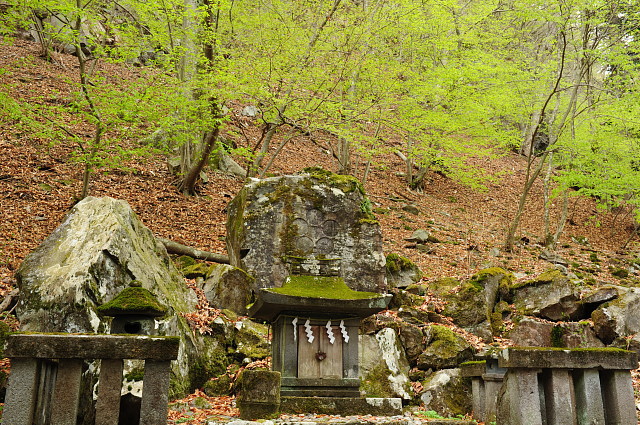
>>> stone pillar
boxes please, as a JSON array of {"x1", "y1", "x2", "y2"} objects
[
  {"x1": 50, "y1": 359, "x2": 83, "y2": 424},
  {"x1": 237, "y1": 370, "x2": 282, "y2": 420},
  {"x1": 95, "y1": 359, "x2": 124, "y2": 425},
  {"x1": 507, "y1": 369, "x2": 543, "y2": 425},
  {"x1": 542, "y1": 369, "x2": 576, "y2": 425},
  {"x1": 573, "y1": 369, "x2": 605, "y2": 425},
  {"x1": 139, "y1": 360, "x2": 173, "y2": 425},
  {"x1": 600, "y1": 370, "x2": 636, "y2": 425},
  {"x1": 470, "y1": 378, "x2": 486, "y2": 421},
  {"x1": 2, "y1": 358, "x2": 39, "y2": 425},
  {"x1": 483, "y1": 374, "x2": 503, "y2": 423}
]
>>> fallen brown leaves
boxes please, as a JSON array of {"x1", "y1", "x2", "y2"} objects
[{"x1": 168, "y1": 390, "x2": 239, "y2": 424}]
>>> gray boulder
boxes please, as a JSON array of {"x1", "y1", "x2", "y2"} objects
[
  {"x1": 509, "y1": 317, "x2": 604, "y2": 348},
  {"x1": 512, "y1": 269, "x2": 582, "y2": 321},
  {"x1": 416, "y1": 325, "x2": 473, "y2": 370},
  {"x1": 226, "y1": 169, "x2": 386, "y2": 292},
  {"x1": 201, "y1": 264, "x2": 255, "y2": 315},
  {"x1": 509, "y1": 317, "x2": 554, "y2": 347},
  {"x1": 430, "y1": 268, "x2": 513, "y2": 329},
  {"x1": 359, "y1": 328, "x2": 412, "y2": 400},
  {"x1": 15, "y1": 197, "x2": 224, "y2": 398},
  {"x1": 591, "y1": 287, "x2": 639, "y2": 345},
  {"x1": 419, "y1": 368, "x2": 472, "y2": 418},
  {"x1": 385, "y1": 253, "x2": 422, "y2": 289}
]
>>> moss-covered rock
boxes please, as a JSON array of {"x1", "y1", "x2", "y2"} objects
[
  {"x1": 359, "y1": 328, "x2": 412, "y2": 399},
  {"x1": 201, "y1": 264, "x2": 255, "y2": 315},
  {"x1": 202, "y1": 374, "x2": 233, "y2": 396},
  {"x1": 416, "y1": 325, "x2": 473, "y2": 370},
  {"x1": 511, "y1": 269, "x2": 582, "y2": 321},
  {"x1": 591, "y1": 287, "x2": 640, "y2": 344},
  {"x1": 386, "y1": 253, "x2": 423, "y2": 289},
  {"x1": 234, "y1": 319, "x2": 270, "y2": 360},
  {"x1": 430, "y1": 268, "x2": 514, "y2": 330},
  {"x1": 14, "y1": 196, "x2": 226, "y2": 404},
  {"x1": 226, "y1": 170, "x2": 386, "y2": 293},
  {"x1": 419, "y1": 368, "x2": 472, "y2": 418}
]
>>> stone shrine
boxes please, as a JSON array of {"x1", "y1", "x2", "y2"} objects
[{"x1": 228, "y1": 169, "x2": 394, "y2": 411}]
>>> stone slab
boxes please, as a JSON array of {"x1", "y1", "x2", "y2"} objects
[
  {"x1": 140, "y1": 360, "x2": 172, "y2": 425},
  {"x1": 2, "y1": 358, "x2": 39, "y2": 425},
  {"x1": 50, "y1": 359, "x2": 83, "y2": 424},
  {"x1": 95, "y1": 358, "x2": 124, "y2": 425},
  {"x1": 600, "y1": 370, "x2": 636, "y2": 425},
  {"x1": 460, "y1": 361, "x2": 485, "y2": 377},
  {"x1": 280, "y1": 397, "x2": 403, "y2": 416},
  {"x1": 499, "y1": 347, "x2": 638, "y2": 370},
  {"x1": 5, "y1": 333, "x2": 180, "y2": 360}
]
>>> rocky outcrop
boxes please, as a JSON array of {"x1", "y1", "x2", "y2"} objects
[
  {"x1": 201, "y1": 264, "x2": 255, "y2": 315},
  {"x1": 360, "y1": 328, "x2": 412, "y2": 400},
  {"x1": 417, "y1": 325, "x2": 473, "y2": 370},
  {"x1": 226, "y1": 169, "x2": 386, "y2": 293},
  {"x1": 430, "y1": 268, "x2": 513, "y2": 335},
  {"x1": 591, "y1": 287, "x2": 639, "y2": 345},
  {"x1": 15, "y1": 197, "x2": 225, "y2": 399},
  {"x1": 385, "y1": 253, "x2": 422, "y2": 289},
  {"x1": 511, "y1": 269, "x2": 582, "y2": 321},
  {"x1": 419, "y1": 368, "x2": 472, "y2": 418},
  {"x1": 509, "y1": 317, "x2": 604, "y2": 348}
]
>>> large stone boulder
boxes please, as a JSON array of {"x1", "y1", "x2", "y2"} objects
[
  {"x1": 416, "y1": 325, "x2": 474, "y2": 370},
  {"x1": 591, "y1": 287, "x2": 640, "y2": 344},
  {"x1": 360, "y1": 328, "x2": 412, "y2": 399},
  {"x1": 226, "y1": 169, "x2": 386, "y2": 293},
  {"x1": 419, "y1": 368, "x2": 472, "y2": 418},
  {"x1": 15, "y1": 197, "x2": 224, "y2": 398},
  {"x1": 511, "y1": 269, "x2": 582, "y2": 321},
  {"x1": 201, "y1": 264, "x2": 255, "y2": 315},
  {"x1": 430, "y1": 268, "x2": 513, "y2": 330},
  {"x1": 509, "y1": 317, "x2": 604, "y2": 348},
  {"x1": 385, "y1": 253, "x2": 422, "y2": 289}
]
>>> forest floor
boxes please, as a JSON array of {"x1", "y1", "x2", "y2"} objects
[{"x1": 1, "y1": 37, "x2": 639, "y2": 422}]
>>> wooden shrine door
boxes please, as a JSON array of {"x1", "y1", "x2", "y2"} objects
[{"x1": 297, "y1": 325, "x2": 342, "y2": 379}]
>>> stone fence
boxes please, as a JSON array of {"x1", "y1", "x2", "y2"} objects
[
  {"x1": 460, "y1": 357, "x2": 506, "y2": 423},
  {"x1": 3, "y1": 333, "x2": 179, "y2": 425},
  {"x1": 496, "y1": 347, "x2": 638, "y2": 425}
]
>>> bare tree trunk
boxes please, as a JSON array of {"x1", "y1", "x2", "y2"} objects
[{"x1": 177, "y1": 102, "x2": 222, "y2": 194}]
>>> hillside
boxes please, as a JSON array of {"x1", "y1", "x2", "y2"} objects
[{"x1": 1, "y1": 37, "x2": 638, "y2": 294}]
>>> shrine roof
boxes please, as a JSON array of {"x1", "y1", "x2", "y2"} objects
[{"x1": 248, "y1": 276, "x2": 391, "y2": 321}]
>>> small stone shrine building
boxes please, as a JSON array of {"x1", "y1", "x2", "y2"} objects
[{"x1": 227, "y1": 168, "x2": 390, "y2": 397}]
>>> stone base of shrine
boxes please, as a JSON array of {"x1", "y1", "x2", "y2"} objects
[
  {"x1": 280, "y1": 396, "x2": 403, "y2": 416},
  {"x1": 281, "y1": 377, "x2": 360, "y2": 397}
]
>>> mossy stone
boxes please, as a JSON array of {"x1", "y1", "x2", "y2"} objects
[
  {"x1": 360, "y1": 363, "x2": 395, "y2": 397},
  {"x1": 203, "y1": 374, "x2": 233, "y2": 396},
  {"x1": 267, "y1": 275, "x2": 379, "y2": 300},
  {"x1": 97, "y1": 287, "x2": 167, "y2": 317}
]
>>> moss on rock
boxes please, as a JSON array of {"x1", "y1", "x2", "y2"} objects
[
  {"x1": 267, "y1": 275, "x2": 380, "y2": 300},
  {"x1": 97, "y1": 287, "x2": 167, "y2": 317}
]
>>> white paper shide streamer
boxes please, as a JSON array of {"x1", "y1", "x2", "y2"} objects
[
  {"x1": 292, "y1": 317, "x2": 298, "y2": 342},
  {"x1": 325, "y1": 320, "x2": 335, "y2": 344},
  {"x1": 339, "y1": 320, "x2": 349, "y2": 343},
  {"x1": 304, "y1": 318, "x2": 314, "y2": 343}
]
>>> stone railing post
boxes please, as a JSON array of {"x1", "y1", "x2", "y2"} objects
[
  {"x1": 3, "y1": 334, "x2": 179, "y2": 425},
  {"x1": 497, "y1": 347, "x2": 638, "y2": 425},
  {"x1": 461, "y1": 357, "x2": 506, "y2": 423}
]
